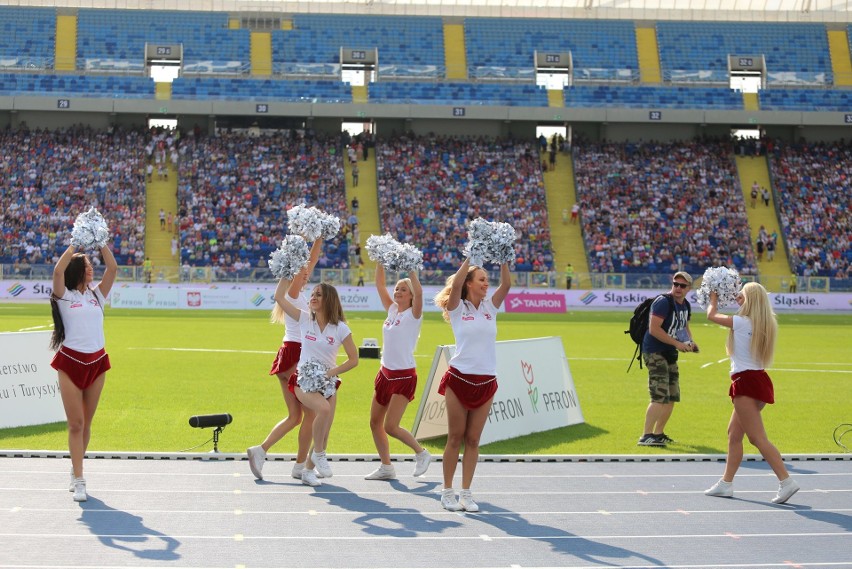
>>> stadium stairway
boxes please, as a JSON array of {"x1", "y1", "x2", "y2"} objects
[
  {"x1": 144, "y1": 164, "x2": 179, "y2": 282},
  {"x1": 635, "y1": 26, "x2": 662, "y2": 84},
  {"x1": 54, "y1": 12, "x2": 77, "y2": 71},
  {"x1": 542, "y1": 150, "x2": 590, "y2": 289},
  {"x1": 155, "y1": 82, "x2": 171, "y2": 100},
  {"x1": 443, "y1": 20, "x2": 468, "y2": 79},
  {"x1": 547, "y1": 89, "x2": 564, "y2": 107},
  {"x1": 742, "y1": 92, "x2": 759, "y2": 111},
  {"x1": 345, "y1": 153, "x2": 379, "y2": 283},
  {"x1": 250, "y1": 32, "x2": 272, "y2": 76},
  {"x1": 827, "y1": 28, "x2": 852, "y2": 86},
  {"x1": 734, "y1": 155, "x2": 790, "y2": 292}
]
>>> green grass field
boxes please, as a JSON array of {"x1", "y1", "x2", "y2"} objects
[{"x1": 0, "y1": 303, "x2": 849, "y2": 455}]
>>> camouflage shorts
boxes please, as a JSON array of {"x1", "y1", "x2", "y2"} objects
[{"x1": 644, "y1": 352, "x2": 680, "y2": 403}]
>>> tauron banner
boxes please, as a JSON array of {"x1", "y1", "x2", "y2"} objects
[
  {"x1": 412, "y1": 336, "x2": 584, "y2": 445},
  {"x1": 0, "y1": 331, "x2": 65, "y2": 429}
]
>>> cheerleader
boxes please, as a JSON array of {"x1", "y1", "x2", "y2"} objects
[
  {"x1": 365, "y1": 264, "x2": 431, "y2": 480},
  {"x1": 433, "y1": 258, "x2": 511, "y2": 512}
]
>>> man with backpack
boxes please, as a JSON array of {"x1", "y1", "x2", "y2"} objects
[{"x1": 638, "y1": 271, "x2": 698, "y2": 447}]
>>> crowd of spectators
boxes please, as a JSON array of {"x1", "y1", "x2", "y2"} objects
[
  {"x1": 573, "y1": 138, "x2": 757, "y2": 275},
  {"x1": 177, "y1": 129, "x2": 351, "y2": 278},
  {"x1": 375, "y1": 133, "x2": 553, "y2": 274},
  {"x1": 769, "y1": 139, "x2": 851, "y2": 278},
  {"x1": 0, "y1": 126, "x2": 147, "y2": 272}
]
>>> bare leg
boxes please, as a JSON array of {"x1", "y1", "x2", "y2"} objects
[
  {"x1": 383, "y1": 394, "x2": 424, "y2": 455},
  {"x1": 58, "y1": 372, "x2": 105, "y2": 479},
  {"x1": 643, "y1": 401, "x2": 673, "y2": 434},
  {"x1": 260, "y1": 373, "x2": 302, "y2": 452},
  {"x1": 731, "y1": 396, "x2": 790, "y2": 481},
  {"x1": 442, "y1": 388, "x2": 468, "y2": 489},
  {"x1": 460, "y1": 396, "x2": 494, "y2": 490},
  {"x1": 722, "y1": 407, "x2": 746, "y2": 482}
]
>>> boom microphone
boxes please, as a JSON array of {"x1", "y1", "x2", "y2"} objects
[{"x1": 188, "y1": 414, "x2": 233, "y2": 429}]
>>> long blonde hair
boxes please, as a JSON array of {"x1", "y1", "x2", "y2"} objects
[
  {"x1": 270, "y1": 303, "x2": 286, "y2": 324},
  {"x1": 433, "y1": 265, "x2": 482, "y2": 322},
  {"x1": 726, "y1": 282, "x2": 777, "y2": 368}
]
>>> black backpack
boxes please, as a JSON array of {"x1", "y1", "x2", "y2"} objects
[{"x1": 625, "y1": 293, "x2": 675, "y2": 372}]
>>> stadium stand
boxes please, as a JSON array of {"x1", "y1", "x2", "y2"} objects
[
  {"x1": 572, "y1": 139, "x2": 757, "y2": 276},
  {"x1": 464, "y1": 18, "x2": 637, "y2": 80},
  {"x1": 769, "y1": 140, "x2": 851, "y2": 279},
  {"x1": 0, "y1": 6, "x2": 55, "y2": 69},
  {"x1": 657, "y1": 22, "x2": 831, "y2": 85},
  {"x1": 272, "y1": 15, "x2": 445, "y2": 78},
  {"x1": 0, "y1": 127, "x2": 147, "y2": 270},
  {"x1": 0, "y1": 73, "x2": 154, "y2": 97},
  {"x1": 375, "y1": 134, "x2": 553, "y2": 274},
  {"x1": 76, "y1": 9, "x2": 250, "y2": 73},
  {"x1": 759, "y1": 88, "x2": 852, "y2": 111},
  {"x1": 368, "y1": 81, "x2": 550, "y2": 106},
  {"x1": 176, "y1": 131, "x2": 352, "y2": 278},
  {"x1": 171, "y1": 77, "x2": 351, "y2": 103},
  {"x1": 564, "y1": 85, "x2": 744, "y2": 109}
]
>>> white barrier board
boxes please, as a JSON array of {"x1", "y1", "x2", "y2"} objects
[
  {"x1": 0, "y1": 331, "x2": 64, "y2": 429},
  {"x1": 412, "y1": 336, "x2": 583, "y2": 445}
]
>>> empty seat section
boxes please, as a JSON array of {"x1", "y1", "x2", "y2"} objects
[
  {"x1": 0, "y1": 6, "x2": 56, "y2": 69},
  {"x1": 0, "y1": 73, "x2": 154, "y2": 97},
  {"x1": 657, "y1": 22, "x2": 830, "y2": 85},
  {"x1": 465, "y1": 18, "x2": 637, "y2": 80},
  {"x1": 171, "y1": 77, "x2": 351, "y2": 102},
  {"x1": 564, "y1": 85, "x2": 742, "y2": 109},
  {"x1": 76, "y1": 9, "x2": 250, "y2": 73},
  {"x1": 368, "y1": 81, "x2": 549, "y2": 106},
  {"x1": 272, "y1": 15, "x2": 445, "y2": 78}
]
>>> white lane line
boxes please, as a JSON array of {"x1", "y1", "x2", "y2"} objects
[{"x1": 0, "y1": 531, "x2": 848, "y2": 541}]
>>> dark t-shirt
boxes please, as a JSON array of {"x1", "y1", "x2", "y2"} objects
[{"x1": 642, "y1": 295, "x2": 691, "y2": 355}]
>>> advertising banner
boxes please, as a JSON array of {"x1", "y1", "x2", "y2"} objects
[
  {"x1": 412, "y1": 337, "x2": 584, "y2": 445},
  {"x1": 0, "y1": 331, "x2": 65, "y2": 429},
  {"x1": 3, "y1": 281, "x2": 851, "y2": 313}
]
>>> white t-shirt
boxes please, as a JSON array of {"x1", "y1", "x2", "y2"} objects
[
  {"x1": 297, "y1": 311, "x2": 352, "y2": 379},
  {"x1": 380, "y1": 304, "x2": 421, "y2": 371},
  {"x1": 57, "y1": 287, "x2": 106, "y2": 353},
  {"x1": 730, "y1": 315, "x2": 763, "y2": 374},
  {"x1": 447, "y1": 298, "x2": 498, "y2": 376},
  {"x1": 283, "y1": 292, "x2": 308, "y2": 342}
]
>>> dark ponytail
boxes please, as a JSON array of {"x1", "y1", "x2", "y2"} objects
[{"x1": 49, "y1": 295, "x2": 65, "y2": 351}]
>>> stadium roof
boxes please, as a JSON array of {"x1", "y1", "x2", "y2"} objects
[{"x1": 10, "y1": 0, "x2": 852, "y2": 21}]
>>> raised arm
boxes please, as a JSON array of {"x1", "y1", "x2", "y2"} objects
[
  {"x1": 96, "y1": 244, "x2": 118, "y2": 298},
  {"x1": 375, "y1": 264, "x2": 393, "y2": 311},
  {"x1": 490, "y1": 262, "x2": 512, "y2": 309},
  {"x1": 274, "y1": 277, "x2": 302, "y2": 320},
  {"x1": 329, "y1": 334, "x2": 359, "y2": 378},
  {"x1": 410, "y1": 270, "x2": 423, "y2": 319},
  {"x1": 288, "y1": 240, "x2": 323, "y2": 297},
  {"x1": 52, "y1": 245, "x2": 77, "y2": 298},
  {"x1": 706, "y1": 291, "x2": 734, "y2": 329},
  {"x1": 445, "y1": 257, "x2": 470, "y2": 313}
]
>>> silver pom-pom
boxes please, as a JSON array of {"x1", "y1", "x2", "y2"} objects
[
  {"x1": 287, "y1": 204, "x2": 339, "y2": 241},
  {"x1": 463, "y1": 218, "x2": 518, "y2": 266},
  {"x1": 268, "y1": 235, "x2": 310, "y2": 280},
  {"x1": 70, "y1": 207, "x2": 109, "y2": 250},
  {"x1": 320, "y1": 214, "x2": 341, "y2": 240},
  {"x1": 696, "y1": 266, "x2": 742, "y2": 309},
  {"x1": 365, "y1": 233, "x2": 424, "y2": 273},
  {"x1": 297, "y1": 358, "x2": 337, "y2": 399}
]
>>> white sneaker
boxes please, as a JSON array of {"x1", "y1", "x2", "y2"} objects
[
  {"x1": 246, "y1": 446, "x2": 266, "y2": 480},
  {"x1": 771, "y1": 478, "x2": 800, "y2": 504},
  {"x1": 72, "y1": 478, "x2": 87, "y2": 502},
  {"x1": 705, "y1": 478, "x2": 734, "y2": 497},
  {"x1": 291, "y1": 462, "x2": 305, "y2": 480},
  {"x1": 413, "y1": 450, "x2": 432, "y2": 477},
  {"x1": 311, "y1": 450, "x2": 333, "y2": 478},
  {"x1": 365, "y1": 465, "x2": 396, "y2": 480},
  {"x1": 459, "y1": 489, "x2": 479, "y2": 512},
  {"x1": 301, "y1": 469, "x2": 322, "y2": 487},
  {"x1": 441, "y1": 488, "x2": 463, "y2": 512}
]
